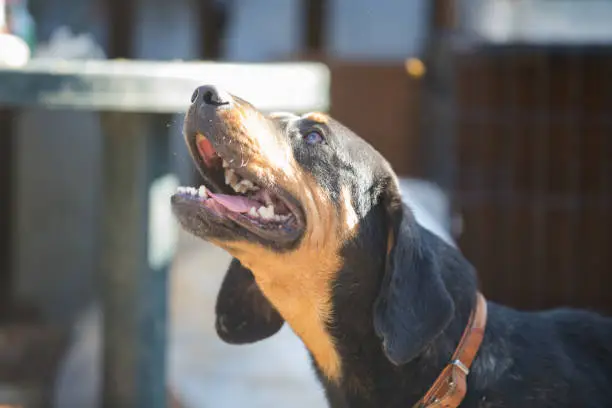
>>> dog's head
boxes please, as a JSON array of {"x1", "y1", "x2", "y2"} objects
[{"x1": 171, "y1": 86, "x2": 456, "y2": 382}]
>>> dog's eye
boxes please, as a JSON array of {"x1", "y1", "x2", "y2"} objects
[{"x1": 304, "y1": 130, "x2": 324, "y2": 145}]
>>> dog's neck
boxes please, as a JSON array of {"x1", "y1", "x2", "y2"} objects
[{"x1": 326, "y1": 220, "x2": 478, "y2": 406}]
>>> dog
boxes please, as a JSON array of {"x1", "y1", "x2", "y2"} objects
[{"x1": 171, "y1": 85, "x2": 612, "y2": 407}]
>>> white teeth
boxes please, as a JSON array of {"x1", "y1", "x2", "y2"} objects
[
  {"x1": 222, "y1": 160, "x2": 230, "y2": 168},
  {"x1": 177, "y1": 186, "x2": 208, "y2": 199},
  {"x1": 240, "y1": 180, "x2": 255, "y2": 189},
  {"x1": 224, "y1": 166, "x2": 260, "y2": 193},
  {"x1": 257, "y1": 204, "x2": 275, "y2": 220},
  {"x1": 234, "y1": 179, "x2": 259, "y2": 194},
  {"x1": 256, "y1": 206, "x2": 267, "y2": 218},
  {"x1": 233, "y1": 182, "x2": 247, "y2": 194},
  {"x1": 247, "y1": 205, "x2": 290, "y2": 222},
  {"x1": 225, "y1": 168, "x2": 238, "y2": 186}
]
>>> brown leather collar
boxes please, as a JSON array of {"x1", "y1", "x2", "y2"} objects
[{"x1": 415, "y1": 292, "x2": 488, "y2": 408}]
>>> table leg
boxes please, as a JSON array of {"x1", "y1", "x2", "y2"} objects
[
  {"x1": 0, "y1": 108, "x2": 15, "y2": 321},
  {"x1": 99, "y1": 112, "x2": 177, "y2": 408}
]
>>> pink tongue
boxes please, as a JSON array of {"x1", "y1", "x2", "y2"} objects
[{"x1": 208, "y1": 193, "x2": 261, "y2": 213}]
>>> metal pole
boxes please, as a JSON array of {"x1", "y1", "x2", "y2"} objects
[{"x1": 99, "y1": 112, "x2": 174, "y2": 408}]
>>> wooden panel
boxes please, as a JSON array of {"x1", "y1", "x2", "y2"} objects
[
  {"x1": 453, "y1": 47, "x2": 612, "y2": 315},
  {"x1": 107, "y1": 0, "x2": 135, "y2": 58},
  {"x1": 329, "y1": 62, "x2": 423, "y2": 176},
  {"x1": 0, "y1": 109, "x2": 14, "y2": 321}
]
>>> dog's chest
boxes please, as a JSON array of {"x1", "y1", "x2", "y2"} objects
[{"x1": 250, "y1": 256, "x2": 343, "y2": 382}]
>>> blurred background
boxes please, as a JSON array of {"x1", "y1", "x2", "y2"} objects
[{"x1": 0, "y1": 0, "x2": 611, "y2": 407}]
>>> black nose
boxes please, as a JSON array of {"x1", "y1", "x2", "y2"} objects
[{"x1": 191, "y1": 85, "x2": 232, "y2": 107}]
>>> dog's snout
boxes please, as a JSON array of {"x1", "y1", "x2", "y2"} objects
[{"x1": 191, "y1": 85, "x2": 232, "y2": 108}]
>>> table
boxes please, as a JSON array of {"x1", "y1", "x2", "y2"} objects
[{"x1": 0, "y1": 59, "x2": 330, "y2": 408}]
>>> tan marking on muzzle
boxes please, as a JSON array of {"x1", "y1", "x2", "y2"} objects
[{"x1": 218, "y1": 107, "x2": 295, "y2": 182}]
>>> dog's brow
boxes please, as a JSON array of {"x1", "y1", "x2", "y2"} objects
[
  {"x1": 302, "y1": 112, "x2": 329, "y2": 124},
  {"x1": 269, "y1": 111, "x2": 298, "y2": 121}
]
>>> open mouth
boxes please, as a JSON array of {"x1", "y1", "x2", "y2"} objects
[{"x1": 175, "y1": 133, "x2": 305, "y2": 245}]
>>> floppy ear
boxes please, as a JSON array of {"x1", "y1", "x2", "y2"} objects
[
  {"x1": 373, "y1": 181, "x2": 455, "y2": 366},
  {"x1": 215, "y1": 258, "x2": 284, "y2": 344}
]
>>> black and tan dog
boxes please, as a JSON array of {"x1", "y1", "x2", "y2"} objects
[{"x1": 171, "y1": 85, "x2": 612, "y2": 408}]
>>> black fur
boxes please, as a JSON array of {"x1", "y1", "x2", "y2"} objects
[
  {"x1": 175, "y1": 90, "x2": 612, "y2": 407},
  {"x1": 373, "y1": 183, "x2": 456, "y2": 366},
  {"x1": 215, "y1": 258, "x2": 284, "y2": 344}
]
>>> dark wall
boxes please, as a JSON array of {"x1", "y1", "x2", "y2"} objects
[{"x1": 451, "y1": 46, "x2": 612, "y2": 315}]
